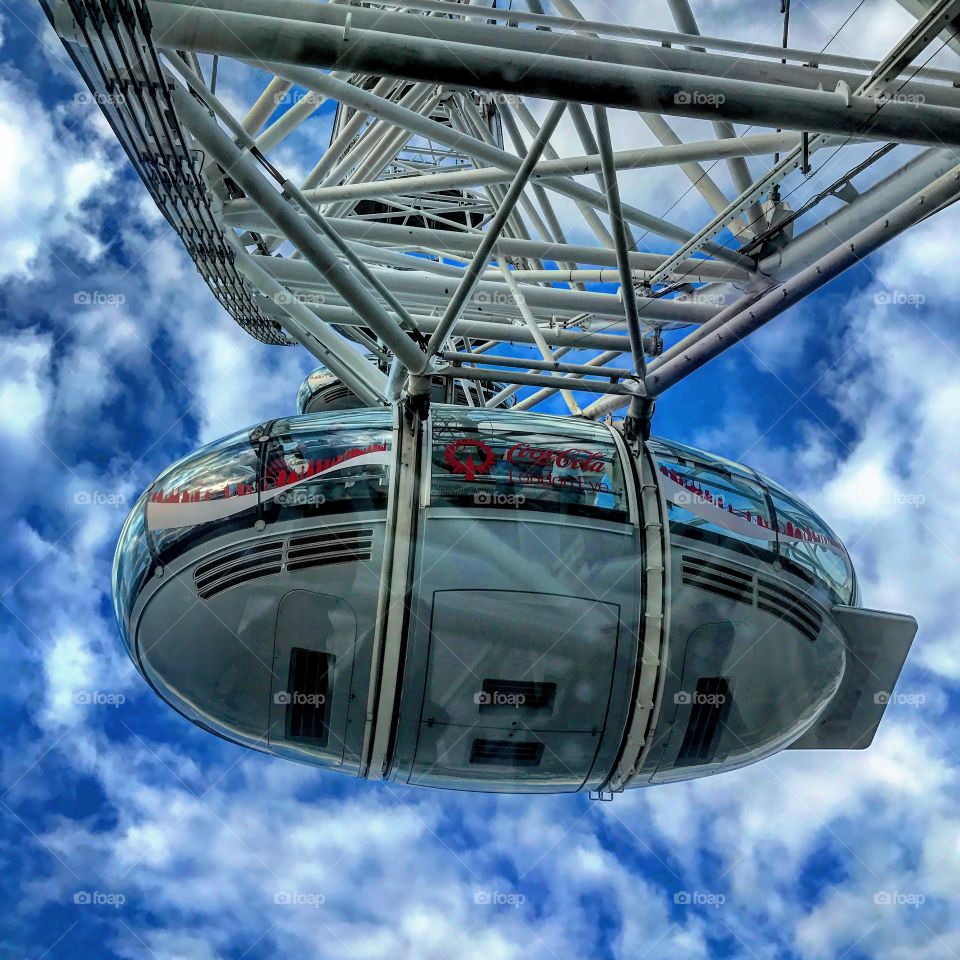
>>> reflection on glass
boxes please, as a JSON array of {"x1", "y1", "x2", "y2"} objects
[
  {"x1": 146, "y1": 427, "x2": 261, "y2": 563},
  {"x1": 430, "y1": 407, "x2": 629, "y2": 521},
  {"x1": 650, "y1": 439, "x2": 774, "y2": 554},
  {"x1": 143, "y1": 411, "x2": 393, "y2": 567},
  {"x1": 651, "y1": 437, "x2": 856, "y2": 603},
  {"x1": 767, "y1": 487, "x2": 853, "y2": 603},
  {"x1": 261, "y1": 412, "x2": 391, "y2": 523},
  {"x1": 112, "y1": 492, "x2": 151, "y2": 649}
]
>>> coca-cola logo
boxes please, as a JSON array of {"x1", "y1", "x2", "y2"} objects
[
  {"x1": 443, "y1": 438, "x2": 496, "y2": 481},
  {"x1": 505, "y1": 443, "x2": 605, "y2": 473}
]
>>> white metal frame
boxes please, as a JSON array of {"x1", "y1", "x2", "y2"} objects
[{"x1": 44, "y1": 0, "x2": 960, "y2": 418}]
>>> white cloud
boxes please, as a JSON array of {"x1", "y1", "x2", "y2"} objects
[{"x1": 0, "y1": 70, "x2": 113, "y2": 281}]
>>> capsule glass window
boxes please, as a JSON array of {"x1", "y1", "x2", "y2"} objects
[
  {"x1": 112, "y1": 491, "x2": 151, "y2": 649},
  {"x1": 260, "y1": 411, "x2": 392, "y2": 523},
  {"x1": 767, "y1": 487, "x2": 854, "y2": 603},
  {"x1": 650, "y1": 439, "x2": 775, "y2": 555},
  {"x1": 146, "y1": 428, "x2": 261, "y2": 564},
  {"x1": 429, "y1": 407, "x2": 629, "y2": 522}
]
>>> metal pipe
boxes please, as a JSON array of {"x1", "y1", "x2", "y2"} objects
[
  {"x1": 250, "y1": 252, "x2": 716, "y2": 323},
  {"x1": 145, "y1": 2, "x2": 960, "y2": 143},
  {"x1": 229, "y1": 237, "x2": 388, "y2": 405},
  {"x1": 381, "y1": 0, "x2": 960, "y2": 85},
  {"x1": 252, "y1": 297, "x2": 633, "y2": 351},
  {"x1": 426, "y1": 100, "x2": 566, "y2": 355},
  {"x1": 442, "y1": 365, "x2": 641, "y2": 397},
  {"x1": 514, "y1": 351, "x2": 626, "y2": 410},
  {"x1": 219, "y1": 210, "x2": 753, "y2": 283},
  {"x1": 593, "y1": 105, "x2": 648, "y2": 388},
  {"x1": 440, "y1": 351, "x2": 633, "y2": 378},
  {"x1": 169, "y1": 83, "x2": 429, "y2": 374},
  {"x1": 228, "y1": 62, "x2": 753, "y2": 266},
  {"x1": 585, "y1": 161, "x2": 960, "y2": 416}
]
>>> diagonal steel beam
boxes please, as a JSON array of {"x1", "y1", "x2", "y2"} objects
[{"x1": 425, "y1": 101, "x2": 567, "y2": 356}]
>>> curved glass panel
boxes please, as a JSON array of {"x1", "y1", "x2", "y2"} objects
[
  {"x1": 649, "y1": 438, "x2": 774, "y2": 555},
  {"x1": 146, "y1": 427, "x2": 261, "y2": 564},
  {"x1": 112, "y1": 491, "x2": 151, "y2": 651},
  {"x1": 296, "y1": 366, "x2": 338, "y2": 415},
  {"x1": 143, "y1": 411, "x2": 392, "y2": 567},
  {"x1": 260, "y1": 410, "x2": 391, "y2": 524},
  {"x1": 766, "y1": 486, "x2": 854, "y2": 604},
  {"x1": 430, "y1": 406, "x2": 629, "y2": 522},
  {"x1": 651, "y1": 436, "x2": 856, "y2": 603}
]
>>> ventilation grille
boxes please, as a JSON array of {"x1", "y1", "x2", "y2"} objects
[
  {"x1": 479, "y1": 679, "x2": 557, "y2": 713},
  {"x1": 681, "y1": 554, "x2": 754, "y2": 605},
  {"x1": 287, "y1": 528, "x2": 373, "y2": 572},
  {"x1": 677, "y1": 677, "x2": 731, "y2": 764},
  {"x1": 285, "y1": 647, "x2": 331, "y2": 744},
  {"x1": 757, "y1": 577, "x2": 823, "y2": 643},
  {"x1": 194, "y1": 527, "x2": 374, "y2": 598},
  {"x1": 195, "y1": 541, "x2": 284, "y2": 599},
  {"x1": 681, "y1": 554, "x2": 824, "y2": 643},
  {"x1": 469, "y1": 739, "x2": 544, "y2": 767}
]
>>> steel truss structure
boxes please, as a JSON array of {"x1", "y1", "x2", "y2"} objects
[{"x1": 43, "y1": 0, "x2": 960, "y2": 427}]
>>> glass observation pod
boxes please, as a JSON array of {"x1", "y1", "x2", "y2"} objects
[{"x1": 114, "y1": 408, "x2": 917, "y2": 794}]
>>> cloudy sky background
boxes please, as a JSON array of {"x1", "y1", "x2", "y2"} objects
[{"x1": 1, "y1": 1, "x2": 959, "y2": 957}]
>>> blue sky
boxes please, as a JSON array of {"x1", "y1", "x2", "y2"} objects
[{"x1": 2, "y1": 2, "x2": 960, "y2": 958}]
